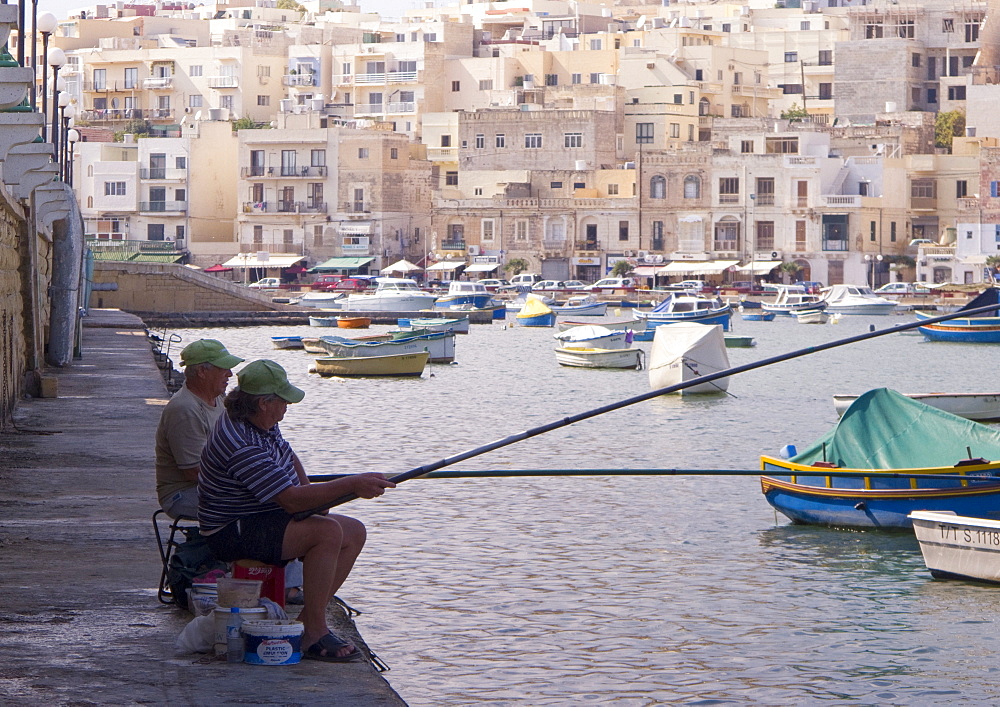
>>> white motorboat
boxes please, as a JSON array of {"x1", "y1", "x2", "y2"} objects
[
  {"x1": 343, "y1": 277, "x2": 438, "y2": 312},
  {"x1": 833, "y1": 392, "x2": 1000, "y2": 422},
  {"x1": 761, "y1": 285, "x2": 826, "y2": 316},
  {"x1": 791, "y1": 309, "x2": 830, "y2": 324},
  {"x1": 294, "y1": 291, "x2": 345, "y2": 309},
  {"x1": 554, "y1": 346, "x2": 643, "y2": 369},
  {"x1": 820, "y1": 284, "x2": 898, "y2": 315},
  {"x1": 647, "y1": 322, "x2": 730, "y2": 395},
  {"x1": 396, "y1": 317, "x2": 470, "y2": 334},
  {"x1": 910, "y1": 511, "x2": 1000, "y2": 583},
  {"x1": 553, "y1": 325, "x2": 629, "y2": 350},
  {"x1": 434, "y1": 281, "x2": 493, "y2": 309},
  {"x1": 550, "y1": 295, "x2": 608, "y2": 317}
]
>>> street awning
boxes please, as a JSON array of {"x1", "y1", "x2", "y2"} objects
[
  {"x1": 734, "y1": 260, "x2": 782, "y2": 274},
  {"x1": 131, "y1": 253, "x2": 185, "y2": 263},
  {"x1": 426, "y1": 261, "x2": 466, "y2": 272},
  {"x1": 223, "y1": 254, "x2": 306, "y2": 268},
  {"x1": 631, "y1": 266, "x2": 660, "y2": 277},
  {"x1": 464, "y1": 262, "x2": 500, "y2": 273},
  {"x1": 657, "y1": 260, "x2": 740, "y2": 276},
  {"x1": 310, "y1": 257, "x2": 375, "y2": 272},
  {"x1": 382, "y1": 259, "x2": 423, "y2": 274}
]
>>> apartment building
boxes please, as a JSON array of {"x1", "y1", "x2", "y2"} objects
[{"x1": 236, "y1": 110, "x2": 431, "y2": 269}]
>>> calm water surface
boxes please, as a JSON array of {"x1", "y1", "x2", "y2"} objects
[{"x1": 171, "y1": 312, "x2": 1000, "y2": 705}]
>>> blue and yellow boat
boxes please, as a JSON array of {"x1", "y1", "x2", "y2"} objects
[
  {"x1": 915, "y1": 288, "x2": 1000, "y2": 343},
  {"x1": 760, "y1": 388, "x2": 1000, "y2": 529},
  {"x1": 515, "y1": 296, "x2": 556, "y2": 327}
]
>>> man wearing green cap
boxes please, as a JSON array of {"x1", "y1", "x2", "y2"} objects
[
  {"x1": 200, "y1": 359, "x2": 395, "y2": 662},
  {"x1": 155, "y1": 339, "x2": 244, "y2": 519}
]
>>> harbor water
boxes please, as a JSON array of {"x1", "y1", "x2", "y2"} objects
[{"x1": 170, "y1": 311, "x2": 1000, "y2": 704}]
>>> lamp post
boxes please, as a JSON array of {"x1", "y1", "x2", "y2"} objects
[
  {"x1": 47, "y1": 48, "x2": 66, "y2": 153},
  {"x1": 17, "y1": 0, "x2": 26, "y2": 67},
  {"x1": 30, "y1": 0, "x2": 40, "y2": 107},
  {"x1": 61, "y1": 102, "x2": 76, "y2": 180},
  {"x1": 66, "y1": 127, "x2": 80, "y2": 187},
  {"x1": 37, "y1": 12, "x2": 56, "y2": 131},
  {"x1": 864, "y1": 253, "x2": 884, "y2": 289},
  {"x1": 53, "y1": 88, "x2": 68, "y2": 169}
]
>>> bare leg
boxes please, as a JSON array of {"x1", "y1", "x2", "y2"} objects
[{"x1": 281, "y1": 514, "x2": 367, "y2": 656}]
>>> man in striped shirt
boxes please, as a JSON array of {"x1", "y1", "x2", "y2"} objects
[{"x1": 200, "y1": 360, "x2": 394, "y2": 662}]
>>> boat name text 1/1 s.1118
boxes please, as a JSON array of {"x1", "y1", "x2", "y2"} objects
[{"x1": 936, "y1": 525, "x2": 1000, "y2": 546}]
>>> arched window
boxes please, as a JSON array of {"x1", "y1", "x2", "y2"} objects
[
  {"x1": 684, "y1": 175, "x2": 701, "y2": 199},
  {"x1": 650, "y1": 175, "x2": 666, "y2": 199},
  {"x1": 699, "y1": 97, "x2": 711, "y2": 116},
  {"x1": 87, "y1": 196, "x2": 93, "y2": 208}
]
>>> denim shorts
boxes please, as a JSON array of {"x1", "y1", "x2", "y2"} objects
[{"x1": 204, "y1": 509, "x2": 291, "y2": 567}]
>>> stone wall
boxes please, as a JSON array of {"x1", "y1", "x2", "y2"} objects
[
  {"x1": 0, "y1": 189, "x2": 26, "y2": 427},
  {"x1": 89, "y1": 261, "x2": 288, "y2": 313}
]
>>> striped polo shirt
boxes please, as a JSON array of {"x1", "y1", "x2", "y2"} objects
[{"x1": 198, "y1": 413, "x2": 299, "y2": 534}]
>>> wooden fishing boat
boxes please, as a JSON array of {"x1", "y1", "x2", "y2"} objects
[
  {"x1": 791, "y1": 309, "x2": 830, "y2": 324},
  {"x1": 910, "y1": 511, "x2": 1000, "y2": 582},
  {"x1": 761, "y1": 389, "x2": 1000, "y2": 529},
  {"x1": 724, "y1": 335, "x2": 756, "y2": 348},
  {"x1": 312, "y1": 351, "x2": 429, "y2": 378},
  {"x1": 647, "y1": 322, "x2": 730, "y2": 394},
  {"x1": 271, "y1": 335, "x2": 304, "y2": 350},
  {"x1": 833, "y1": 392, "x2": 1000, "y2": 422},
  {"x1": 396, "y1": 317, "x2": 470, "y2": 334},
  {"x1": 308, "y1": 315, "x2": 341, "y2": 327},
  {"x1": 515, "y1": 296, "x2": 556, "y2": 327},
  {"x1": 558, "y1": 319, "x2": 638, "y2": 332},
  {"x1": 634, "y1": 293, "x2": 732, "y2": 331},
  {"x1": 740, "y1": 310, "x2": 775, "y2": 322},
  {"x1": 434, "y1": 281, "x2": 494, "y2": 309},
  {"x1": 554, "y1": 346, "x2": 643, "y2": 369},
  {"x1": 336, "y1": 316, "x2": 372, "y2": 329},
  {"x1": 915, "y1": 288, "x2": 1000, "y2": 343},
  {"x1": 553, "y1": 325, "x2": 629, "y2": 350},
  {"x1": 761, "y1": 285, "x2": 826, "y2": 316}
]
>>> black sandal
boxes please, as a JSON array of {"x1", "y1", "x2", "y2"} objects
[{"x1": 304, "y1": 633, "x2": 363, "y2": 663}]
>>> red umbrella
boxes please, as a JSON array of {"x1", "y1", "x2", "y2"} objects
[{"x1": 204, "y1": 263, "x2": 233, "y2": 272}]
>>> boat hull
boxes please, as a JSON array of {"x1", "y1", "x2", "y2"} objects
[
  {"x1": 833, "y1": 393, "x2": 1000, "y2": 422},
  {"x1": 309, "y1": 315, "x2": 340, "y2": 327},
  {"x1": 823, "y1": 303, "x2": 898, "y2": 315},
  {"x1": 271, "y1": 336, "x2": 304, "y2": 349},
  {"x1": 337, "y1": 316, "x2": 371, "y2": 329},
  {"x1": 550, "y1": 302, "x2": 609, "y2": 316},
  {"x1": 792, "y1": 309, "x2": 830, "y2": 324},
  {"x1": 319, "y1": 331, "x2": 456, "y2": 363},
  {"x1": 554, "y1": 346, "x2": 642, "y2": 369},
  {"x1": 559, "y1": 319, "x2": 637, "y2": 332},
  {"x1": 741, "y1": 311, "x2": 775, "y2": 322},
  {"x1": 313, "y1": 351, "x2": 429, "y2": 377},
  {"x1": 397, "y1": 317, "x2": 470, "y2": 334},
  {"x1": 343, "y1": 292, "x2": 438, "y2": 311},
  {"x1": 917, "y1": 323, "x2": 1000, "y2": 343},
  {"x1": 910, "y1": 510, "x2": 1000, "y2": 582},
  {"x1": 636, "y1": 309, "x2": 733, "y2": 331},
  {"x1": 434, "y1": 293, "x2": 493, "y2": 309},
  {"x1": 515, "y1": 312, "x2": 557, "y2": 327},
  {"x1": 761, "y1": 456, "x2": 1000, "y2": 529}
]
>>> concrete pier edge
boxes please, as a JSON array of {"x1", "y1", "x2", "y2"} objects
[{"x1": 0, "y1": 309, "x2": 406, "y2": 706}]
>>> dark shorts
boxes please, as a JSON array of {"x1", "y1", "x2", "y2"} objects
[{"x1": 204, "y1": 509, "x2": 292, "y2": 567}]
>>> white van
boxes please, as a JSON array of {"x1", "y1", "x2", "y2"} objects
[
  {"x1": 509, "y1": 273, "x2": 542, "y2": 287},
  {"x1": 591, "y1": 277, "x2": 636, "y2": 291}
]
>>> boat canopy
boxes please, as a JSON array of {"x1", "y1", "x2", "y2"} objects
[
  {"x1": 791, "y1": 388, "x2": 1000, "y2": 469},
  {"x1": 959, "y1": 287, "x2": 1000, "y2": 316},
  {"x1": 519, "y1": 296, "x2": 554, "y2": 317}
]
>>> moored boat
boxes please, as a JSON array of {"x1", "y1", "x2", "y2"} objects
[
  {"x1": 741, "y1": 310, "x2": 775, "y2": 322},
  {"x1": 319, "y1": 330, "x2": 456, "y2": 363},
  {"x1": 515, "y1": 296, "x2": 556, "y2": 327},
  {"x1": 558, "y1": 319, "x2": 638, "y2": 332},
  {"x1": 434, "y1": 281, "x2": 493, "y2": 309},
  {"x1": 553, "y1": 325, "x2": 629, "y2": 350},
  {"x1": 343, "y1": 277, "x2": 438, "y2": 312},
  {"x1": 791, "y1": 309, "x2": 830, "y2": 324},
  {"x1": 550, "y1": 295, "x2": 608, "y2": 317},
  {"x1": 554, "y1": 346, "x2": 643, "y2": 369},
  {"x1": 308, "y1": 315, "x2": 340, "y2": 327},
  {"x1": 294, "y1": 292, "x2": 345, "y2": 309},
  {"x1": 761, "y1": 389, "x2": 1000, "y2": 529},
  {"x1": 300, "y1": 337, "x2": 326, "y2": 354},
  {"x1": 724, "y1": 335, "x2": 755, "y2": 348},
  {"x1": 915, "y1": 288, "x2": 1000, "y2": 343},
  {"x1": 271, "y1": 335, "x2": 304, "y2": 350},
  {"x1": 634, "y1": 293, "x2": 732, "y2": 331},
  {"x1": 910, "y1": 511, "x2": 1000, "y2": 582},
  {"x1": 819, "y1": 284, "x2": 897, "y2": 315},
  {"x1": 336, "y1": 316, "x2": 371, "y2": 329},
  {"x1": 647, "y1": 322, "x2": 730, "y2": 394},
  {"x1": 397, "y1": 316, "x2": 470, "y2": 334},
  {"x1": 312, "y1": 351, "x2": 430, "y2": 378},
  {"x1": 761, "y1": 285, "x2": 826, "y2": 316},
  {"x1": 833, "y1": 392, "x2": 1000, "y2": 422}
]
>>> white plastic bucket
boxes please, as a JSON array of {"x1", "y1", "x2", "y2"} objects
[
  {"x1": 241, "y1": 620, "x2": 305, "y2": 665},
  {"x1": 212, "y1": 607, "x2": 267, "y2": 655}
]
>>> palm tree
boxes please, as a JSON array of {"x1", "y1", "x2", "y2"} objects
[
  {"x1": 504, "y1": 258, "x2": 530, "y2": 276},
  {"x1": 611, "y1": 259, "x2": 635, "y2": 278},
  {"x1": 778, "y1": 261, "x2": 803, "y2": 284}
]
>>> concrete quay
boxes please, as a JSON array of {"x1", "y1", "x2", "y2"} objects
[{"x1": 0, "y1": 309, "x2": 406, "y2": 706}]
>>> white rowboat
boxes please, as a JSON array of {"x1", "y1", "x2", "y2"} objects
[
  {"x1": 833, "y1": 392, "x2": 1000, "y2": 421},
  {"x1": 554, "y1": 346, "x2": 643, "y2": 369},
  {"x1": 910, "y1": 511, "x2": 1000, "y2": 583},
  {"x1": 312, "y1": 351, "x2": 429, "y2": 377}
]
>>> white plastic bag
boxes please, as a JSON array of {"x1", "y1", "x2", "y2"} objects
[{"x1": 175, "y1": 614, "x2": 215, "y2": 654}]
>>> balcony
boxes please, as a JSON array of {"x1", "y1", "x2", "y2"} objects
[
  {"x1": 140, "y1": 168, "x2": 187, "y2": 180},
  {"x1": 354, "y1": 70, "x2": 419, "y2": 85},
  {"x1": 143, "y1": 77, "x2": 173, "y2": 90},
  {"x1": 148, "y1": 109, "x2": 174, "y2": 120},
  {"x1": 754, "y1": 194, "x2": 775, "y2": 206},
  {"x1": 440, "y1": 240, "x2": 466, "y2": 251},
  {"x1": 719, "y1": 194, "x2": 740, "y2": 204},
  {"x1": 241, "y1": 165, "x2": 328, "y2": 178},
  {"x1": 575, "y1": 240, "x2": 600, "y2": 252},
  {"x1": 302, "y1": 201, "x2": 328, "y2": 213},
  {"x1": 243, "y1": 201, "x2": 328, "y2": 214},
  {"x1": 207, "y1": 76, "x2": 239, "y2": 89},
  {"x1": 822, "y1": 239, "x2": 849, "y2": 252},
  {"x1": 386, "y1": 101, "x2": 416, "y2": 113},
  {"x1": 910, "y1": 197, "x2": 937, "y2": 211},
  {"x1": 353, "y1": 103, "x2": 384, "y2": 116},
  {"x1": 277, "y1": 200, "x2": 297, "y2": 213},
  {"x1": 342, "y1": 201, "x2": 369, "y2": 214},
  {"x1": 139, "y1": 200, "x2": 187, "y2": 213},
  {"x1": 283, "y1": 74, "x2": 317, "y2": 87},
  {"x1": 822, "y1": 195, "x2": 861, "y2": 207}
]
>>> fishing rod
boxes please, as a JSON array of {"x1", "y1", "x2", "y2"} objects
[
  {"x1": 293, "y1": 301, "x2": 1000, "y2": 520},
  {"x1": 308, "y1": 468, "x2": 1000, "y2": 483}
]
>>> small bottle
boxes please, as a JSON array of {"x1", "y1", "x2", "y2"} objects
[{"x1": 226, "y1": 607, "x2": 244, "y2": 663}]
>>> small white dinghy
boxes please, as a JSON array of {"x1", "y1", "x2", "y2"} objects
[
  {"x1": 910, "y1": 511, "x2": 1000, "y2": 583},
  {"x1": 553, "y1": 325, "x2": 629, "y2": 350},
  {"x1": 833, "y1": 392, "x2": 1000, "y2": 421},
  {"x1": 791, "y1": 309, "x2": 830, "y2": 324},
  {"x1": 647, "y1": 322, "x2": 730, "y2": 395}
]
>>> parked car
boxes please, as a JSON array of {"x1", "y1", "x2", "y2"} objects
[
  {"x1": 532, "y1": 280, "x2": 567, "y2": 291},
  {"x1": 591, "y1": 277, "x2": 636, "y2": 291},
  {"x1": 562, "y1": 280, "x2": 590, "y2": 290},
  {"x1": 312, "y1": 276, "x2": 372, "y2": 292},
  {"x1": 248, "y1": 277, "x2": 281, "y2": 289},
  {"x1": 478, "y1": 278, "x2": 509, "y2": 291},
  {"x1": 721, "y1": 281, "x2": 755, "y2": 294},
  {"x1": 509, "y1": 273, "x2": 543, "y2": 287},
  {"x1": 875, "y1": 282, "x2": 930, "y2": 296}
]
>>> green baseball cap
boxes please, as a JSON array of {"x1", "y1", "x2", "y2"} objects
[
  {"x1": 180, "y1": 339, "x2": 244, "y2": 369},
  {"x1": 237, "y1": 359, "x2": 305, "y2": 404}
]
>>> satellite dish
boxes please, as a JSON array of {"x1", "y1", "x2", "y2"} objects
[
  {"x1": 636, "y1": 15, "x2": 647, "y2": 30},
  {"x1": 194, "y1": 111, "x2": 203, "y2": 121}
]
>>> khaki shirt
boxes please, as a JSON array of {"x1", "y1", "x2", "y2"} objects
[{"x1": 155, "y1": 384, "x2": 224, "y2": 508}]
